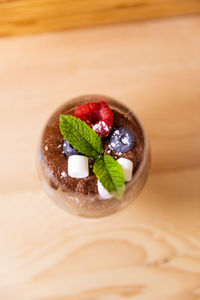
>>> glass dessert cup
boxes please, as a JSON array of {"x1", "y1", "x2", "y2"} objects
[{"x1": 37, "y1": 95, "x2": 151, "y2": 218}]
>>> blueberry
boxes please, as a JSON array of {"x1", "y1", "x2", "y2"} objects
[
  {"x1": 109, "y1": 128, "x2": 135, "y2": 153},
  {"x1": 63, "y1": 140, "x2": 81, "y2": 157}
]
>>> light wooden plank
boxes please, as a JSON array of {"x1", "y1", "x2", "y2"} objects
[{"x1": 0, "y1": 16, "x2": 200, "y2": 300}]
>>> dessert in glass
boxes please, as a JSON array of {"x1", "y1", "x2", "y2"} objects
[{"x1": 37, "y1": 95, "x2": 151, "y2": 218}]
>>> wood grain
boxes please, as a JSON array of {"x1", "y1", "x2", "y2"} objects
[
  {"x1": 0, "y1": 16, "x2": 200, "y2": 300},
  {"x1": 0, "y1": 0, "x2": 200, "y2": 36}
]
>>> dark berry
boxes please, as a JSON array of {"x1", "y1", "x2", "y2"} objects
[
  {"x1": 74, "y1": 101, "x2": 113, "y2": 138},
  {"x1": 63, "y1": 140, "x2": 81, "y2": 157},
  {"x1": 109, "y1": 128, "x2": 135, "y2": 153}
]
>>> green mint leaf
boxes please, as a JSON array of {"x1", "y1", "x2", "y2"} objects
[
  {"x1": 93, "y1": 155, "x2": 125, "y2": 199},
  {"x1": 59, "y1": 115, "x2": 104, "y2": 159}
]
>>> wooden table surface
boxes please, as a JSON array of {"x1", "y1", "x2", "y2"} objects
[{"x1": 0, "y1": 16, "x2": 200, "y2": 300}]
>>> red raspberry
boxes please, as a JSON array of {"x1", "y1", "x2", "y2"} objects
[{"x1": 74, "y1": 101, "x2": 113, "y2": 138}]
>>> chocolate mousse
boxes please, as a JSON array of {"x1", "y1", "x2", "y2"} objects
[{"x1": 40, "y1": 102, "x2": 144, "y2": 197}]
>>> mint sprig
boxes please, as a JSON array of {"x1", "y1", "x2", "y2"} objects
[
  {"x1": 59, "y1": 114, "x2": 125, "y2": 198},
  {"x1": 94, "y1": 155, "x2": 125, "y2": 199},
  {"x1": 60, "y1": 115, "x2": 103, "y2": 159}
]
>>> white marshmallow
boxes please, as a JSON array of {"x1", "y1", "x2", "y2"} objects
[
  {"x1": 97, "y1": 180, "x2": 112, "y2": 199},
  {"x1": 68, "y1": 155, "x2": 89, "y2": 178},
  {"x1": 117, "y1": 158, "x2": 133, "y2": 182}
]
